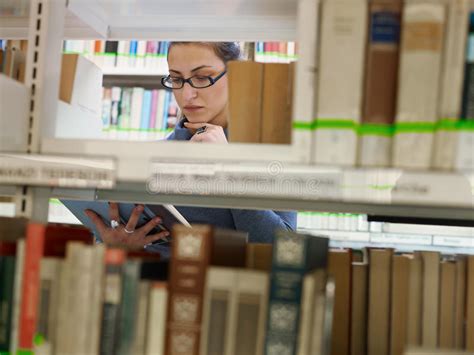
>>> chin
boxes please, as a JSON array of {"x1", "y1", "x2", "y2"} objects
[{"x1": 186, "y1": 113, "x2": 211, "y2": 124}]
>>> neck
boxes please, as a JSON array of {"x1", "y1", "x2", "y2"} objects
[{"x1": 208, "y1": 106, "x2": 228, "y2": 128}]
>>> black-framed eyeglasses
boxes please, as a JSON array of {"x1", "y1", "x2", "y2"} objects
[{"x1": 161, "y1": 70, "x2": 227, "y2": 89}]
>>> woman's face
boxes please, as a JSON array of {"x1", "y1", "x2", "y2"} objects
[{"x1": 167, "y1": 44, "x2": 228, "y2": 126}]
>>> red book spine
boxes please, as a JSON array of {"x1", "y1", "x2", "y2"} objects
[{"x1": 18, "y1": 223, "x2": 45, "y2": 351}]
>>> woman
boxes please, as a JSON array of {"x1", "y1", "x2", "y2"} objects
[{"x1": 85, "y1": 42, "x2": 297, "y2": 253}]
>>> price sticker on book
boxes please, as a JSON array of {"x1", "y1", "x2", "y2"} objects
[{"x1": 0, "y1": 154, "x2": 116, "y2": 188}]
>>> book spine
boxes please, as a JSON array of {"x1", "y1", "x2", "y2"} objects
[
  {"x1": 166, "y1": 225, "x2": 213, "y2": 355},
  {"x1": 350, "y1": 264, "x2": 368, "y2": 355},
  {"x1": 9, "y1": 239, "x2": 25, "y2": 354},
  {"x1": 359, "y1": 0, "x2": 402, "y2": 167},
  {"x1": 0, "y1": 256, "x2": 16, "y2": 352},
  {"x1": 466, "y1": 255, "x2": 474, "y2": 351},
  {"x1": 438, "y1": 260, "x2": 456, "y2": 349},
  {"x1": 264, "y1": 232, "x2": 328, "y2": 355},
  {"x1": 18, "y1": 223, "x2": 45, "y2": 352},
  {"x1": 454, "y1": 257, "x2": 466, "y2": 349},
  {"x1": 140, "y1": 90, "x2": 152, "y2": 139},
  {"x1": 461, "y1": 11, "x2": 474, "y2": 120},
  {"x1": 393, "y1": 0, "x2": 446, "y2": 169},
  {"x1": 407, "y1": 254, "x2": 422, "y2": 347},
  {"x1": 367, "y1": 249, "x2": 393, "y2": 355},
  {"x1": 99, "y1": 249, "x2": 126, "y2": 355},
  {"x1": 117, "y1": 260, "x2": 141, "y2": 355},
  {"x1": 149, "y1": 90, "x2": 159, "y2": 132},
  {"x1": 131, "y1": 281, "x2": 150, "y2": 354},
  {"x1": 314, "y1": 0, "x2": 368, "y2": 166},
  {"x1": 146, "y1": 282, "x2": 168, "y2": 355}
]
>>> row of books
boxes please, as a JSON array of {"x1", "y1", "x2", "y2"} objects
[
  {"x1": 295, "y1": 0, "x2": 474, "y2": 171},
  {"x1": 0, "y1": 218, "x2": 331, "y2": 355},
  {"x1": 254, "y1": 41, "x2": 298, "y2": 63},
  {"x1": 63, "y1": 40, "x2": 171, "y2": 73},
  {"x1": 331, "y1": 248, "x2": 474, "y2": 355},
  {"x1": 101, "y1": 87, "x2": 178, "y2": 141},
  {"x1": 2, "y1": 217, "x2": 474, "y2": 355}
]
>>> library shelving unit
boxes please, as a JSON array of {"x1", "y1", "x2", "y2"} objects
[{"x1": 0, "y1": 0, "x2": 473, "y2": 226}]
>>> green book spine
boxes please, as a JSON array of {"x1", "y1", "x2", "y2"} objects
[{"x1": 0, "y1": 256, "x2": 16, "y2": 353}]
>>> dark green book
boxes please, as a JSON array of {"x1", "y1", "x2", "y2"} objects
[{"x1": 0, "y1": 255, "x2": 16, "y2": 353}]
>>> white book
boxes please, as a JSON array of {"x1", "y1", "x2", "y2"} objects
[
  {"x1": 116, "y1": 40, "x2": 128, "y2": 68},
  {"x1": 145, "y1": 282, "x2": 168, "y2": 355},
  {"x1": 292, "y1": 0, "x2": 320, "y2": 163},
  {"x1": 393, "y1": 0, "x2": 447, "y2": 169},
  {"x1": 313, "y1": 0, "x2": 368, "y2": 166},
  {"x1": 297, "y1": 272, "x2": 316, "y2": 355},
  {"x1": 131, "y1": 281, "x2": 151, "y2": 354},
  {"x1": 136, "y1": 40, "x2": 147, "y2": 68},
  {"x1": 9, "y1": 239, "x2": 25, "y2": 354},
  {"x1": 432, "y1": 0, "x2": 469, "y2": 170},
  {"x1": 130, "y1": 87, "x2": 144, "y2": 140}
]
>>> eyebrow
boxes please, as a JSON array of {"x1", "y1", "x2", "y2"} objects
[{"x1": 169, "y1": 65, "x2": 214, "y2": 75}]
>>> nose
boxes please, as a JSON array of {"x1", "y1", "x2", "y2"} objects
[{"x1": 182, "y1": 81, "x2": 198, "y2": 102}]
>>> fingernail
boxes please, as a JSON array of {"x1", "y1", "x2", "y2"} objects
[
  {"x1": 164, "y1": 231, "x2": 170, "y2": 236},
  {"x1": 184, "y1": 122, "x2": 188, "y2": 125},
  {"x1": 154, "y1": 217, "x2": 162, "y2": 224},
  {"x1": 137, "y1": 205, "x2": 144, "y2": 212}
]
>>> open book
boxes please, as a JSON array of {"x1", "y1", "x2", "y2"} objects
[{"x1": 60, "y1": 199, "x2": 191, "y2": 246}]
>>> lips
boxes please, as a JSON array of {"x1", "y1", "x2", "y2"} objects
[{"x1": 184, "y1": 105, "x2": 204, "y2": 111}]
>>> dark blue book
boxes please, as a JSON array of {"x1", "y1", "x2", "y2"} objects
[{"x1": 264, "y1": 231, "x2": 329, "y2": 355}]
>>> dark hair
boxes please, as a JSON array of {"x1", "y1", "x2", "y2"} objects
[{"x1": 167, "y1": 42, "x2": 242, "y2": 64}]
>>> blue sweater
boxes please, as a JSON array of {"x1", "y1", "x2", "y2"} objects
[{"x1": 146, "y1": 119, "x2": 296, "y2": 255}]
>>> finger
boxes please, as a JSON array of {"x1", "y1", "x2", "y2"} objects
[
  {"x1": 144, "y1": 230, "x2": 170, "y2": 244},
  {"x1": 190, "y1": 133, "x2": 205, "y2": 142},
  {"x1": 125, "y1": 204, "x2": 144, "y2": 232},
  {"x1": 108, "y1": 202, "x2": 120, "y2": 221},
  {"x1": 183, "y1": 122, "x2": 216, "y2": 129},
  {"x1": 139, "y1": 216, "x2": 163, "y2": 235},
  {"x1": 84, "y1": 209, "x2": 108, "y2": 235}
]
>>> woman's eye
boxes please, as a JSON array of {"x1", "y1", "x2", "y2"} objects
[{"x1": 170, "y1": 77, "x2": 183, "y2": 83}]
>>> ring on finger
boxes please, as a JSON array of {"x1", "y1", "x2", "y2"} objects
[
  {"x1": 124, "y1": 227, "x2": 135, "y2": 234},
  {"x1": 196, "y1": 126, "x2": 207, "y2": 135}
]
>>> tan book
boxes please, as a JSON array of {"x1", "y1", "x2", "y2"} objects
[
  {"x1": 420, "y1": 251, "x2": 441, "y2": 348},
  {"x1": 131, "y1": 281, "x2": 151, "y2": 354},
  {"x1": 298, "y1": 270, "x2": 317, "y2": 355},
  {"x1": 359, "y1": 0, "x2": 402, "y2": 167},
  {"x1": 439, "y1": 260, "x2": 456, "y2": 349},
  {"x1": 432, "y1": 0, "x2": 469, "y2": 170},
  {"x1": 393, "y1": 0, "x2": 447, "y2": 169},
  {"x1": 261, "y1": 63, "x2": 292, "y2": 144},
  {"x1": 233, "y1": 269, "x2": 269, "y2": 355},
  {"x1": 407, "y1": 253, "x2": 423, "y2": 347},
  {"x1": 309, "y1": 270, "x2": 329, "y2": 355},
  {"x1": 351, "y1": 263, "x2": 368, "y2": 355},
  {"x1": 227, "y1": 61, "x2": 264, "y2": 143},
  {"x1": 314, "y1": 0, "x2": 368, "y2": 166},
  {"x1": 390, "y1": 255, "x2": 411, "y2": 355},
  {"x1": 368, "y1": 248, "x2": 393, "y2": 355},
  {"x1": 328, "y1": 249, "x2": 352, "y2": 355},
  {"x1": 87, "y1": 245, "x2": 105, "y2": 355},
  {"x1": 467, "y1": 255, "x2": 474, "y2": 351},
  {"x1": 454, "y1": 257, "x2": 466, "y2": 349},
  {"x1": 245, "y1": 243, "x2": 273, "y2": 272}
]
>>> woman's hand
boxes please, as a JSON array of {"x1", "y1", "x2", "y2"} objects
[
  {"x1": 84, "y1": 203, "x2": 169, "y2": 250},
  {"x1": 184, "y1": 122, "x2": 228, "y2": 143}
]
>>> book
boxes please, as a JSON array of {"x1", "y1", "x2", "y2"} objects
[
  {"x1": 420, "y1": 251, "x2": 441, "y2": 348},
  {"x1": 60, "y1": 200, "x2": 190, "y2": 246},
  {"x1": 166, "y1": 225, "x2": 248, "y2": 355},
  {"x1": 407, "y1": 253, "x2": 423, "y2": 347},
  {"x1": 327, "y1": 249, "x2": 352, "y2": 355},
  {"x1": 260, "y1": 63, "x2": 293, "y2": 144},
  {"x1": 0, "y1": 245, "x2": 16, "y2": 352},
  {"x1": 351, "y1": 262, "x2": 368, "y2": 355},
  {"x1": 307, "y1": 269, "x2": 328, "y2": 355},
  {"x1": 292, "y1": 0, "x2": 320, "y2": 162},
  {"x1": 368, "y1": 248, "x2": 393, "y2": 355},
  {"x1": 461, "y1": 10, "x2": 474, "y2": 120},
  {"x1": 432, "y1": 0, "x2": 469, "y2": 170},
  {"x1": 131, "y1": 281, "x2": 150, "y2": 354},
  {"x1": 99, "y1": 248, "x2": 126, "y2": 355},
  {"x1": 390, "y1": 254, "x2": 411, "y2": 355},
  {"x1": 467, "y1": 255, "x2": 474, "y2": 351},
  {"x1": 454, "y1": 256, "x2": 467, "y2": 349},
  {"x1": 264, "y1": 231, "x2": 329, "y2": 355},
  {"x1": 358, "y1": 0, "x2": 402, "y2": 167},
  {"x1": 146, "y1": 282, "x2": 168, "y2": 355},
  {"x1": 314, "y1": 0, "x2": 368, "y2": 166},
  {"x1": 439, "y1": 259, "x2": 456, "y2": 349},
  {"x1": 9, "y1": 239, "x2": 25, "y2": 355},
  {"x1": 392, "y1": 0, "x2": 446, "y2": 169},
  {"x1": 246, "y1": 243, "x2": 273, "y2": 272},
  {"x1": 227, "y1": 61, "x2": 264, "y2": 143}
]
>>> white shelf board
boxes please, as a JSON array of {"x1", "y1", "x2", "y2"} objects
[
  {"x1": 101, "y1": 67, "x2": 167, "y2": 76},
  {"x1": 71, "y1": 0, "x2": 297, "y2": 40},
  {"x1": 0, "y1": 11, "x2": 107, "y2": 40}
]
